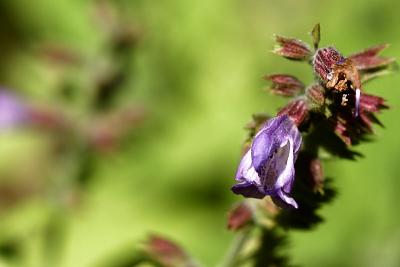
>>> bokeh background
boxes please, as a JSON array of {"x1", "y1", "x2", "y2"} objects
[{"x1": 0, "y1": 0, "x2": 399, "y2": 266}]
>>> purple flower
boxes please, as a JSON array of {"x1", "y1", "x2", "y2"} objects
[
  {"x1": 0, "y1": 89, "x2": 28, "y2": 130},
  {"x1": 232, "y1": 115, "x2": 302, "y2": 209}
]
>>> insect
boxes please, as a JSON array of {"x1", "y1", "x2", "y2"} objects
[
  {"x1": 324, "y1": 57, "x2": 361, "y2": 117},
  {"x1": 313, "y1": 47, "x2": 361, "y2": 117}
]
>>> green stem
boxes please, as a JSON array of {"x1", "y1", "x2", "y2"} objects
[{"x1": 219, "y1": 228, "x2": 251, "y2": 267}]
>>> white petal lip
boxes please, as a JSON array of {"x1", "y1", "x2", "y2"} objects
[
  {"x1": 235, "y1": 149, "x2": 261, "y2": 185},
  {"x1": 274, "y1": 138, "x2": 295, "y2": 191},
  {"x1": 276, "y1": 189, "x2": 298, "y2": 209}
]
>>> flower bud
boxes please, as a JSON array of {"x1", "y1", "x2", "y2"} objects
[
  {"x1": 245, "y1": 113, "x2": 270, "y2": 135},
  {"x1": 88, "y1": 106, "x2": 146, "y2": 152},
  {"x1": 39, "y1": 44, "x2": 82, "y2": 66},
  {"x1": 349, "y1": 44, "x2": 395, "y2": 70},
  {"x1": 144, "y1": 235, "x2": 188, "y2": 267},
  {"x1": 333, "y1": 118, "x2": 354, "y2": 145},
  {"x1": 28, "y1": 106, "x2": 69, "y2": 131},
  {"x1": 310, "y1": 158, "x2": 324, "y2": 192},
  {"x1": 278, "y1": 99, "x2": 309, "y2": 126},
  {"x1": 360, "y1": 93, "x2": 388, "y2": 113},
  {"x1": 264, "y1": 74, "x2": 305, "y2": 97},
  {"x1": 227, "y1": 202, "x2": 253, "y2": 231},
  {"x1": 306, "y1": 83, "x2": 325, "y2": 106},
  {"x1": 313, "y1": 47, "x2": 345, "y2": 83},
  {"x1": 273, "y1": 35, "x2": 312, "y2": 60}
]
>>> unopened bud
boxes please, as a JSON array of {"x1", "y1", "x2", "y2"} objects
[
  {"x1": 310, "y1": 158, "x2": 324, "y2": 192},
  {"x1": 264, "y1": 74, "x2": 305, "y2": 97},
  {"x1": 227, "y1": 202, "x2": 253, "y2": 231},
  {"x1": 144, "y1": 235, "x2": 188, "y2": 267},
  {"x1": 313, "y1": 47, "x2": 345, "y2": 83},
  {"x1": 278, "y1": 99, "x2": 309, "y2": 126},
  {"x1": 306, "y1": 83, "x2": 326, "y2": 106},
  {"x1": 349, "y1": 44, "x2": 395, "y2": 71},
  {"x1": 273, "y1": 35, "x2": 312, "y2": 60}
]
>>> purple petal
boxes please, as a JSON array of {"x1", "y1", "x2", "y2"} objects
[
  {"x1": 231, "y1": 183, "x2": 265, "y2": 199},
  {"x1": 232, "y1": 115, "x2": 302, "y2": 208},
  {"x1": 235, "y1": 149, "x2": 261, "y2": 184},
  {"x1": 271, "y1": 189, "x2": 298, "y2": 209},
  {"x1": 251, "y1": 115, "x2": 299, "y2": 173},
  {"x1": 275, "y1": 139, "x2": 296, "y2": 193}
]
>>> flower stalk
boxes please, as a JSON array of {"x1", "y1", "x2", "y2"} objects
[{"x1": 227, "y1": 24, "x2": 395, "y2": 266}]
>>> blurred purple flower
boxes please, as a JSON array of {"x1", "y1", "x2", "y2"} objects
[
  {"x1": 232, "y1": 115, "x2": 302, "y2": 209},
  {"x1": 0, "y1": 89, "x2": 27, "y2": 130}
]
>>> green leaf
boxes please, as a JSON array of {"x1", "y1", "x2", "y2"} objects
[{"x1": 311, "y1": 23, "x2": 321, "y2": 50}]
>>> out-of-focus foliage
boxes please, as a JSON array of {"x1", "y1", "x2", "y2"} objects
[{"x1": 0, "y1": 0, "x2": 399, "y2": 267}]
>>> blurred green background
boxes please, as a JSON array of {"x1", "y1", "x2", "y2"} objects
[{"x1": 0, "y1": 0, "x2": 399, "y2": 266}]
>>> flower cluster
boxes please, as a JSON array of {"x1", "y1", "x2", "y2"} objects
[
  {"x1": 226, "y1": 24, "x2": 394, "y2": 267},
  {"x1": 231, "y1": 24, "x2": 394, "y2": 210}
]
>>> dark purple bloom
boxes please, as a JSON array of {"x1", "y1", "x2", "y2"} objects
[
  {"x1": 0, "y1": 89, "x2": 28, "y2": 130},
  {"x1": 232, "y1": 115, "x2": 302, "y2": 209}
]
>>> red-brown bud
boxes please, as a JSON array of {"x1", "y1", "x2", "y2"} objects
[
  {"x1": 38, "y1": 44, "x2": 82, "y2": 66},
  {"x1": 313, "y1": 47, "x2": 345, "y2": 83},
  {"x1": 360, "y1": 93, "x2": 388, "y2": 113},
  {"x1": 88, "y1": 106, "x2": 146, "y2": 152},
  {"x1": 227, "y1": 202, "x2": 253, "y2": 231},
  {"x1": 27, "y1": 106, "x2": 69, "y2": 131},
  {"x1": 349, "y1": 44, "x2": 395, "y2": 71},
  {"x1": 333, "y1": 119, "x2": 352, "y2": 145},
  {"x1": 273, "y1": 35, "x2": 312, "y2": 60},
  {"x1": 244, "y1": 113, "x2": 270, "y2": 142},
  {"x1": 278, "y1": 99, "x2": 309, "y2": 126},
  {"x1": 310, "y1": 158, "x2": 324, "y2": 192},
  {"x1": 264, "y1": 74, "x2": 305, "y2": 97},
  {"x1": 306, "y1": 83, "x2": 326, "y2": 106},
  {"x1": 144, "y1": 235, "x2": 188, "y2": 267}
]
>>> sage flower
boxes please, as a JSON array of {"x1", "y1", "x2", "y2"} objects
[{"x1": 232, "y1": 115, "x2": 302, "y2": 208}]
